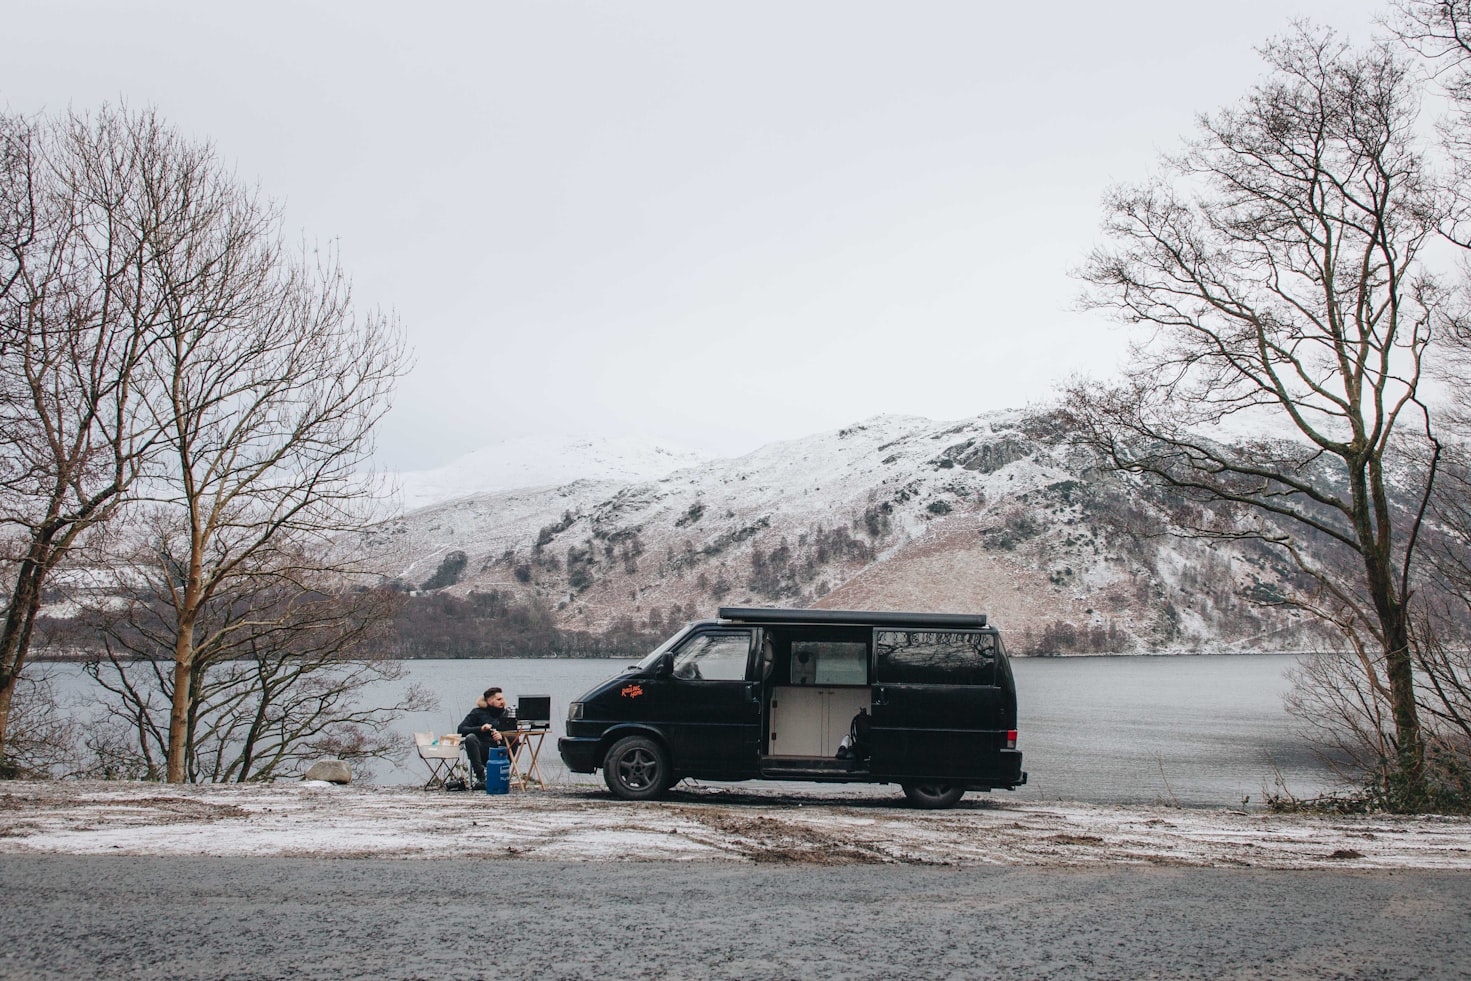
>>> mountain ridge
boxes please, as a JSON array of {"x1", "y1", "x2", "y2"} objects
[
  {"x1": 394, "y1": 434, "x2": 710, "y2": 512},
  {"x1": 365, "y1": 410, "x2": 1332, "y2": 654}
]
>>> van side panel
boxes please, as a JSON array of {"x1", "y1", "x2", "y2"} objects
[
  {"x1": 868, "y1": 684, "x2": 1011, "y2": 780},
  {"x1": 867, "y1": 628, "x2": 1019, "y2": 785}
]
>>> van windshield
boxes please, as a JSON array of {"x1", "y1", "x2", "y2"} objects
[{"x1": 634, "y1": 623, "x2": 697, "y2": 671}]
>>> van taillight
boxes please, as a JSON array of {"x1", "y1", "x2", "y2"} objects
[{"x1": 1006, "y1": 730, "x2": 1017, "y2": 749}]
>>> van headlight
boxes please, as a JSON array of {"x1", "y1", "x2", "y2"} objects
[{"x1": 568, "y1": 701, "x2": 584, "y2": 721}]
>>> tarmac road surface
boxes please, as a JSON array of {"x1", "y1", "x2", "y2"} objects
[{"x1": 1, "y1": 856, "x2": 1469, "y2": 980}]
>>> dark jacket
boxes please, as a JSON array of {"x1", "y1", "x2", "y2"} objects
[{"x1": 458, "y1": 697, "x2": 514, "y2": 740}]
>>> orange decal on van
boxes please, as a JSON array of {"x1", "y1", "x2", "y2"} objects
[{"x1": 621, "y1": 684, "x2": 644, "y2": 698}]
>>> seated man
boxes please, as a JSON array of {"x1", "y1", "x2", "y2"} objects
[{"x1": 458, "y1": 686, "x2": 521, "y2": 789}]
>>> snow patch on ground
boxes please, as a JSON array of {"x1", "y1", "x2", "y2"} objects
[{"x1": 3, "y1": 781, "x2": 1469, "y2": 869}]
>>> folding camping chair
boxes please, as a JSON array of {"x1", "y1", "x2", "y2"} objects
[{"x1": 414, "y1": 732, "x2": 465, "y2": 790}]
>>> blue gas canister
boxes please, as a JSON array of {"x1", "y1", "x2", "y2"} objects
[{"x1": 485, "y1": 746, "x2": 510, "y2": 795}]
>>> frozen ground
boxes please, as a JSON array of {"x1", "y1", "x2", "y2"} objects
[{"x1": 2, "y1": 779, "x2": 1469, "y2": 869}]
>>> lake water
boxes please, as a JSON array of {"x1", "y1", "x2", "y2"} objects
[
  {"x1": 42, "y1": 653, "x2": 1340, "y2": 807},
  {"x1": 1014, "y1": 654, "x2": 1331, "y2": 807}
]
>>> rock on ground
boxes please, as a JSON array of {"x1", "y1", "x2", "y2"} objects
[{"x1": 301, "y1": 760, "x2": 351, "y2": 784}]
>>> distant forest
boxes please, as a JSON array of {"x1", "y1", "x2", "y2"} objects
[
  {"x1": 386, "y1": 590, "x2": 677, "y2": 659},
  {"x1": 386, "y1": 588, "x2": 1134, "y2": 658}
]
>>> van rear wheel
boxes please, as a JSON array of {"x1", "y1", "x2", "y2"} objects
[
  {"x1": 902, "y1": 782, "x2": 965, "y2": 809},
  {"x1": 603, "y1": 735, "x2": 671, "y2": 801}
]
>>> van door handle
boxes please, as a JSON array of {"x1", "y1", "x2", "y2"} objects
[{"x1": 872, "y1": 686, "x2": 888, "y2": 707}]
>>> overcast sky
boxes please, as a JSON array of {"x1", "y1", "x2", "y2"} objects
[{"x1": 5, "y1": 1, "x2": 1390, "y2": 470}]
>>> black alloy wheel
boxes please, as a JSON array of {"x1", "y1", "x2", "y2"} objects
[
  {"x1": 602, "y1": 735, "x2": 671, "y2": 801},
  {"x1": 901, "y1": 782, "x2": 966, "y2": 809}
]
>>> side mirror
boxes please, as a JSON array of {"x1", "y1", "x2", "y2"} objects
[{"x1": 655, "y1": 652, "x2": 674, "y2": 678}]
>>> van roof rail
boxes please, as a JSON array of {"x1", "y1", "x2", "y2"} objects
[{"x1": 717, "y1": 607, "x2": 988, "y2": 629}]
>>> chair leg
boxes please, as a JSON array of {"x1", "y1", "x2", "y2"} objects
[{"x1": 422, "y1": 758, "x2": 451, "y2": 790}]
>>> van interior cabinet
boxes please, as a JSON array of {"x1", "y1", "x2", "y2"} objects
[{"x1": 767, "y1": 686, "x2": 870, "y2": 758}]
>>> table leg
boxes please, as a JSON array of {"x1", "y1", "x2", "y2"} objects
[
  {"x1": 521, "y1": 732, "x2": 548, "y2": 790},
  {"x1": 505, "y1": 740, "x2": 527, "y2": 791}
]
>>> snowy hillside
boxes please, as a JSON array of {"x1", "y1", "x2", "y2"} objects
[
  {"x1": 361, "y1": 411, "x2": 1333, "y2": 654},
  {"x1": 394, "y1": 435, "x2": 709, "y2": 511}
]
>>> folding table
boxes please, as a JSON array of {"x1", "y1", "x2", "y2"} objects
[{"x1": 503, "y1": 725, "x2": 551, "y2": 790}]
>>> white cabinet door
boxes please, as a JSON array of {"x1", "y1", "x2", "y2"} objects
[{"x1": 768, "y1": 687, "x2": 871, "y2": 757}]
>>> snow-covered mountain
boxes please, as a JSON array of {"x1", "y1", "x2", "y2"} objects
[
  {"x1": 394, "y1": 435, "x2": 709, "y2": 512},
  {"x1": 363, "y1": 411, "x2": 1333, "y2": 654}
]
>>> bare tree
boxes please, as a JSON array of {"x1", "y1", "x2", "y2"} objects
[
  {"x1": 1061, "y1": 26, "x2": 1449, "y2": 800},
  {"x1": 0, "y1": 110, "x2": 161, "y2": 763},
  {"x1": 86, "y1": 112, "x2": 409, "y2": 783},
  {"x1": 2, "y1": 105, "x2": 408, "y2": 784}
]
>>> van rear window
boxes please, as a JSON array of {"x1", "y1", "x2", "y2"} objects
[{"x1": 875, "y1": 630, "x2": 996, "y2": 686}]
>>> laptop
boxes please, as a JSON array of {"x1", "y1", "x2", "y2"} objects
[{"x1": 517, "y1": 694, "x2": 551, "y2": 727}]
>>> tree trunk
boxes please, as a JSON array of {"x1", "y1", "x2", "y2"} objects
[
  {"x1": 0, "y1": 675, "x2": 16, "y2": 763},
  {"x1": 166, "y1": 613, "x2": 198, "y2": 784},
  {"x1": 1358, "y1": 457, "x2": 1426, "y2": 794},
  {"x1": 1384, "y1": 628, "x2": 1424, "y2": 781},
  {"x1": 0, "y1": 540, "x2": 54, "y2": 760},
  {"x1": 1374, "y1": 580, "x2": 1425, "y2": 789}
]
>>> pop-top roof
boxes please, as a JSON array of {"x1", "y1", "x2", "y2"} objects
[{"x1": 717, "y1": 607, "x2": 988, "y2": 629}]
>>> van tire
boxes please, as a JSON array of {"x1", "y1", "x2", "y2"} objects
[
  {"x1": 902, "y1": 782, "x2": 965, "y2": 809},
  {"x1": 602, "y1": 736, "x2": 670, "y2": 800}
]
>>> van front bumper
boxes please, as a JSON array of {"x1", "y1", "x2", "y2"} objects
[{"x1": 558, "y1": 736, "x2": 601, "y2": 774}]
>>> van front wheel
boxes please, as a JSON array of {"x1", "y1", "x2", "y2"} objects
[
  {"x1": 902, "y1": 782, "x2": 965, "y2": 809},
  {"x1": 603, "y1": 735, "x2": 670, "y2": 801}
]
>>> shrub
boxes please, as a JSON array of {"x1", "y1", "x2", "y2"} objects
[{"x1": 420, "y1": 550, "x2": 468, "y2": 591}]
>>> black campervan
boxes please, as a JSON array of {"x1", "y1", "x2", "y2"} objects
[{"x1": 558, "y1": 607, "x2": 1026, "y2": 808}]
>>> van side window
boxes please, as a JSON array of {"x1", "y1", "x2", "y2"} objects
[
  {"x1": 875, "y1": 630, "x2": 996, "y2": 686},
  {"x1": 672, "y1": 631, "x2": 752, "y2": 681}
]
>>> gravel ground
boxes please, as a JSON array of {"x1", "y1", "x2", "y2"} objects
[{"x1": 1, "y1": 856, "x2": 1469, "y2": 980}]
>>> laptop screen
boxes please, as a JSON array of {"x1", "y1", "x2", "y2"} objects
[{"x1": 517, "y1": 695, "x2": 551, "y2": 724}]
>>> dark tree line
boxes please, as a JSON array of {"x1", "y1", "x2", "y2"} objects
[{"x1": 387, "y1": 590, "x2": 666, "y2": 660}]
